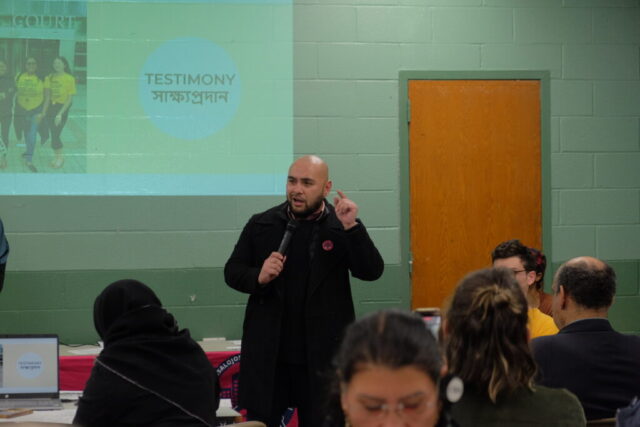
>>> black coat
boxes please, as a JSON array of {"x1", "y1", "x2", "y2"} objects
[
  {"x1": 532, "y1": 318, "x2": 640, "y2": 420},
  {"x1": 224, "y1": 201, "x2": 384, "y2": 418},
  {"x1": 74, "y1": 280, "x2": 219, "y2": 427}
]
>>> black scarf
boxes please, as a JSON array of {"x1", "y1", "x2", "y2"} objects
[{"x1": 94, "y1": 279, "x2": 219, "y2": 426}]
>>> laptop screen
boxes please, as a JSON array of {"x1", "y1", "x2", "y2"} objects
[{"x1": 0, "y1": 335, "x2": 59, "y2": 398}]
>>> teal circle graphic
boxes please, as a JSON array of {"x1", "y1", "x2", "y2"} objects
[
  {"x1": 17, "y1": 352, "x2": 43, "y2": 379},
  {"x1": 140, "y1": 37, "x2": 241, "y2": 139}
]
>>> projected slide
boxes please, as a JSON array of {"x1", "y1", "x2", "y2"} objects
[{"x1": 0, "y1": 0, "x2": 292, "y2": 195}]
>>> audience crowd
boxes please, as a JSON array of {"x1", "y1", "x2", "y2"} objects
[
  {"x1": 444, "y1": 267, "x2": 584, "y2": 426},
  {"x1": 2, "y1": 208, "x2": 639, "y2": 426},
  {"x1": 322, "y1": 247, "x2": 639, "y2": 427}
]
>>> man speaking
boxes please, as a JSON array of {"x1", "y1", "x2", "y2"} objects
[{"x1": 225, "y1": 155, "x2": 384, "y2": 427}]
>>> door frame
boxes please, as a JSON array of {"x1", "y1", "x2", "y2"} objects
[{"x1": 398, "y1": 70, "x2": 552, "y2": 305}]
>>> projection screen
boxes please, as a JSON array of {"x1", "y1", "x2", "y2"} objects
[{"x1": 0, "y1": 0, "x2": 292, "y2": 195}]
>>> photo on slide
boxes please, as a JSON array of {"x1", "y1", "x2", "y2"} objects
[{"x1": 0, "y1": 1, "x2": 87, "y2": 174}]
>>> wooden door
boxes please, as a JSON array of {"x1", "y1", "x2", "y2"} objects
[{"x1": 409, "y1": 80, "x2": 542, "y2": 308}]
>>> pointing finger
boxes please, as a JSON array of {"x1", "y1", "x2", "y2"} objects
[{"x1": 337, "y1": 190, "x2": 348, "y2": 200}]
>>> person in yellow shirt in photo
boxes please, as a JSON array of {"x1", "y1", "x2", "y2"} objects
[
  {"x1": 491, "y1": 239, "x2": 559, "y2": 339},
  {"x1": 43, "y1": 56, "x2": 76, "y2": 169},
  {"x1": 15, "y1": 57, "x2": 48, "y2": 173},
  {"x1": 0, "y1": 59, "x2": 15, "y2": 169}
]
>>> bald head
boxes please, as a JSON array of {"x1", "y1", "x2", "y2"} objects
[
  {"x1": 286, "y1": 155, "x2": 332, "y2": 218},
  {"x1": 554, "y1": 256, "x2": 616, "y2": 310},
  {"x1": 289, "y1": 155, "x2": 329, "y2": 182},
  {"x1": 565, "y1": 256, "x2": 607, "y2": 271}
]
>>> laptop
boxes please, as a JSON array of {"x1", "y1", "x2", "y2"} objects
[
  {"x1": 0, "y1": 334, "x2": 63, "y2": 410},
  {"x1": 414, "y1": 307, "x2": 441, "y2": 340}
]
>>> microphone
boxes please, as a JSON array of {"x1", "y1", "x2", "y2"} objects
[{"x1": 277, "y1": 220, "x2": 298, "y2": 255}]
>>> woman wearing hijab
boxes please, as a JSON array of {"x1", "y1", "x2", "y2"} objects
[{"x1": 74, "y1": 279, "x2": 220, "y2": 427}]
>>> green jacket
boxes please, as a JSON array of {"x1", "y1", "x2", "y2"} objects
[{"x1": 451, "y1": 385, "x2": 586, "y2": 427}]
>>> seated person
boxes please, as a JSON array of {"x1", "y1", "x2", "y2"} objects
[
  {"x1": 74, "y1": 279, "x2": 220, "y2": 427},
  {"x1": 491, "y1": 239, "x2": 558, "y2": 338},
  {"x1": 0, "y1": 217, "x2": 8, "y2": 292},
  {"x1": 532, "y1": 257, "x2": 640, "y2": 420},
  {"x1": 444, "y1": 268, "x2": 585, "y2": 426},
  {"x1": 326, "y1": 309, "x2": 445, "y2": 427},
  {"x1": 529, "y1": 247, "x2": 553, "y2": 316}
]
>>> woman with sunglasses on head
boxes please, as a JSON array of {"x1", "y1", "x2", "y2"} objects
[
  {"x1": 443, "y1": 268, "x2": 585, "y2": 426},
  {"x1": 42, "y1": 56, "x2": 75, "y2": 169},
  {"x1": 326, "y1": 309, "x2": 449, "y2": 427}
]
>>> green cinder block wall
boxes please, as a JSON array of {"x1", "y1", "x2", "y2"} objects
[{"x1": 1, "y1": 0, "x2": 639, "y2": 342}]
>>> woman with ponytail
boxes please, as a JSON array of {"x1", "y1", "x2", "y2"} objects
[{"x1": 444, "y1": 268, "x2": 585, "y2": 427}]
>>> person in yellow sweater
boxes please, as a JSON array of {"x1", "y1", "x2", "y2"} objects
[
  {"x1": 491, "y1": 239, "x2": 558, "y2": 338},
  {"x1": 15, "y1": 57, "x2": 48, "y2": 172},
  {"x1": 43, "y1": 57, "x2": 76, "y2": 169}
]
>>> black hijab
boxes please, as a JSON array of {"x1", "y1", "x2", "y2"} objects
[{"x1": 93, "y1": 279, "x2": 219, "y2": 426}]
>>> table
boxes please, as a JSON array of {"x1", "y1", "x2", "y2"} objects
[
  {"x1": 0, "y1": 399, "x2": 241, "y2": 424},
  {"x1": 59, "y1": 340, "x2": 242, "y2": 406},
  {"x1": 59, "y1": 341, "x2": 298, "y2": 426}
]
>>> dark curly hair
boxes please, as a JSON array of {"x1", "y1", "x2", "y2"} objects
[
  {"x1": 491, "y1": 239, "x2": 536, "y2": 272},
  {"x1": 529, "y1": 247, "x2": 547, "y2": 291}
]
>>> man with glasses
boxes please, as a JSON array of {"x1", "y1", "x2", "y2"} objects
[
  {"x1": 532, "y1": 257, "x2": 640, "y2": 420},
  {"x1": 491, "y1": 239, "x2": 557, "y2": 338}
]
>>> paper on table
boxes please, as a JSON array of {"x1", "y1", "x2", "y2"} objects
[
  {"x1": 68, "y1": 347, "x2": 102, "y2": 355},
  {"x1": 61, "y1": 391, "x2": 82, "y2": 401}
]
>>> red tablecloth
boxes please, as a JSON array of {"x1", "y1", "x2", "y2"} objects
[
  {"x1": 59, "y1": 351, "x2": 298, "y2": 426},
  {"x1": 60, "y1": 351, "x2": 241, "y2": 402}
]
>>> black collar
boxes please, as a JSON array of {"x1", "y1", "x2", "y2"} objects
[{"x1": 560, "y1": 318, "x2": 613, "y2": 334}]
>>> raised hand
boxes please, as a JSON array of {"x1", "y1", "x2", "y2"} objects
[
  {"x1": 333, "y1": 190, "x2": 358, "y2": 230},
  {"x1": 258, "y1": 251, "x2": 286, "y2": 285}
]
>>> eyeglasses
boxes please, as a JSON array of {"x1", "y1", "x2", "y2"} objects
[{"x1": 350, "y1": 393, "x2": 436, "y2": 422}]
